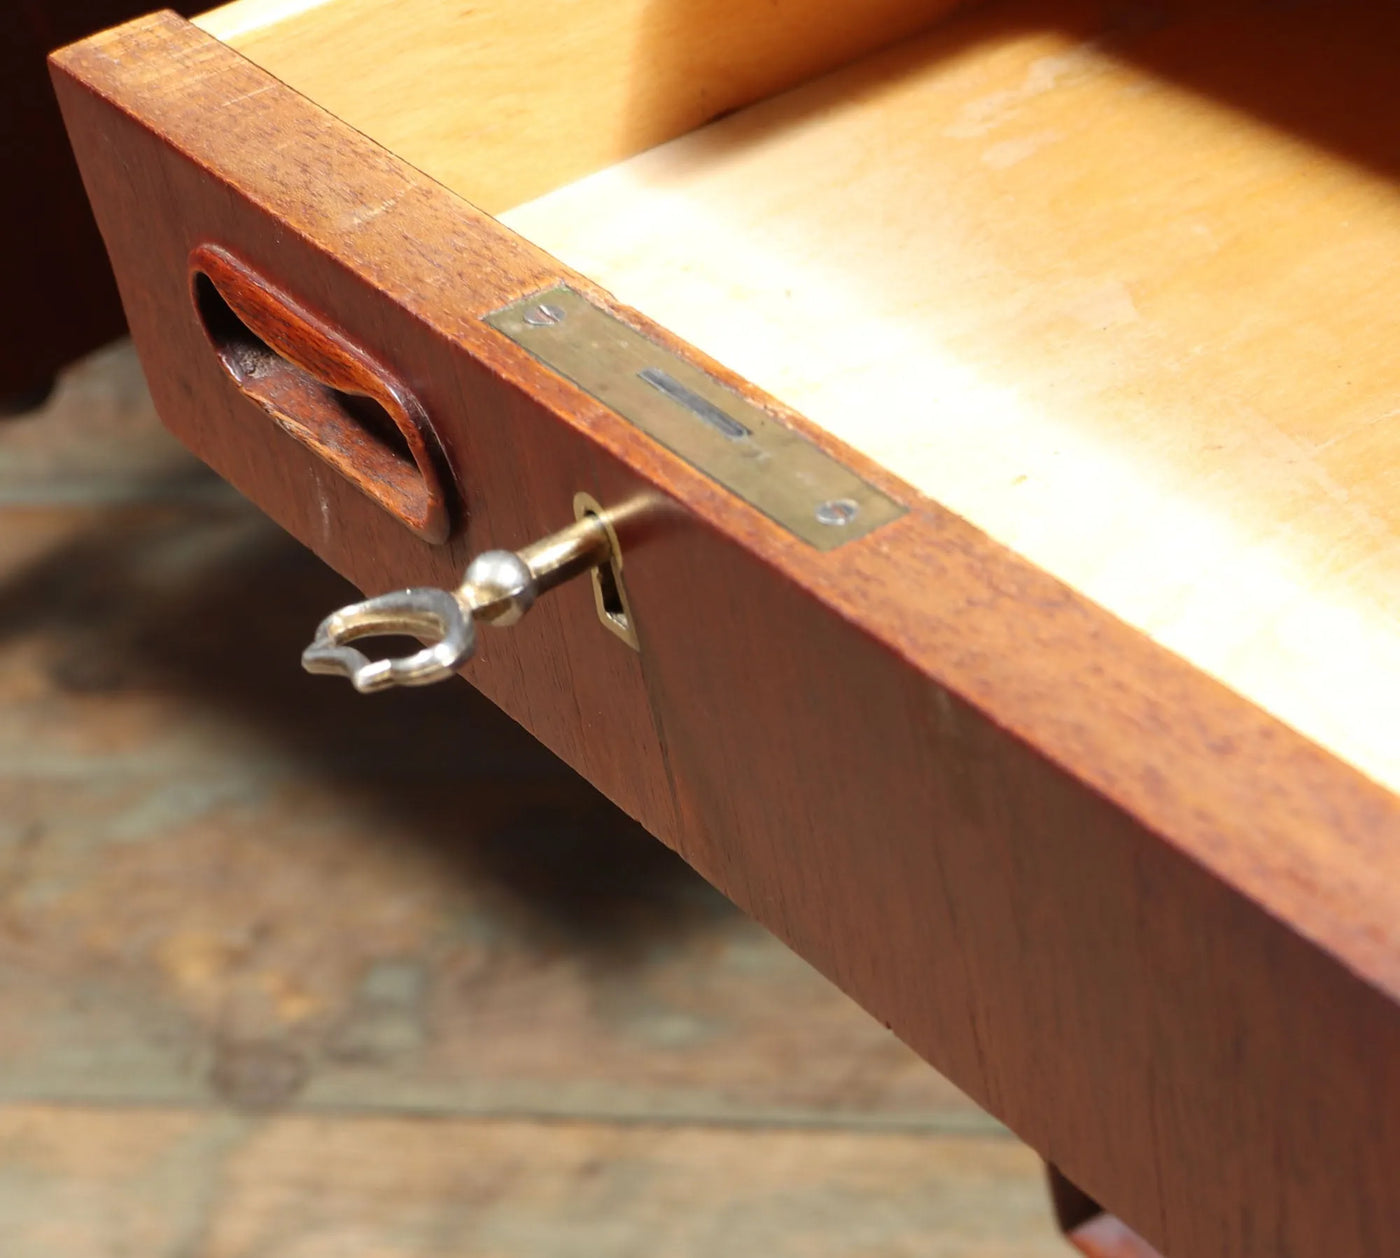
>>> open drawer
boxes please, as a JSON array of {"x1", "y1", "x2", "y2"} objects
[{"x1": 51, "y1": 2, "x2": 1400, "y2": 1255}]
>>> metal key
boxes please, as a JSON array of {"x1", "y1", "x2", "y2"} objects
[{"x1": 301, "y1": 513, "x2": 612, "y2": 693}]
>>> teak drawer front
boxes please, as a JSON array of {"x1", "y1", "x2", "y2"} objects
[{"x1": 53, "y1": 14, "x2": 1400, "y2": 1258}]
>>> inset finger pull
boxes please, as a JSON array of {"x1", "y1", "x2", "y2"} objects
[{"x1": 301, "y1": 513, "x2": 613, "y2": 693}]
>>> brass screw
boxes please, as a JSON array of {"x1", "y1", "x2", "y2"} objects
[{"x1": 815, "y1": 498, "x2": 860, "y2": 527}]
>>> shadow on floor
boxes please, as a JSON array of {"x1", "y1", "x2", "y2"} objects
[{"x1": 0, "y1": 469, "x2": 736, "y2": 970}]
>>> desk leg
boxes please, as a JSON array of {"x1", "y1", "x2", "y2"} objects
[{"x1": 1047, "y1": 1163, "x2": 1165, "y2": 1258}]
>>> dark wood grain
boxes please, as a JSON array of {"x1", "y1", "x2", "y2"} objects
[
  {"x1": 190, "y1": 244, "x2": 452, "y2": 542},
  {"x1": 52, "y1": 15, "x2": 1400, "y2": 1258},
  {"x1": 0, "y1": 362, "x2": 1041, "y2": 1257}
]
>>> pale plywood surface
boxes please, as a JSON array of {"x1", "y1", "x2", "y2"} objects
[
  {"x1": 194, "y1": 0, "x2": 964, "y2": 214},
  {"x1": 193, "y1": 0, "x2": 336, "y2": 42},
  {"x1": 0, "y1": 344, "x2": 1037, "y2": 1255},
  {"x1": 500, "y1": 0, "x2": 1400, "y2": 795}
]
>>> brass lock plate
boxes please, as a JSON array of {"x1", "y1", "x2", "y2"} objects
[{"x1": 486, "y1": 287, "x2": 906, "y2": 551}]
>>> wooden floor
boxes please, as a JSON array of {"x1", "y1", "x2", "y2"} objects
[{"x1": 0, "y1": 343, "x2": 1064, "y2": 1255}]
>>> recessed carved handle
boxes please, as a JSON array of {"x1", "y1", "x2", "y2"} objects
[{"x1": 190, "y1": 244, "x2": 452, "y2": 543}]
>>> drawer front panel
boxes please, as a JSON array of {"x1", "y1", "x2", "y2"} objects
[{"x1": 51, "y1": 15, "x2": 684, "y2": 833}]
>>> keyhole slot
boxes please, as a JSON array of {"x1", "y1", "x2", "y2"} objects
[
  {"x1": 595, "y1": 551, "x2": 629, "y2": 627},
  {"x1": 575, "y1": 494, "x2": 640, "y2": 651}
]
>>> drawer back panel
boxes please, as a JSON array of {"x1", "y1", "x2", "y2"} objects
[{"x1": 196, "y1": 0, "x2": 971, "y2": 213}]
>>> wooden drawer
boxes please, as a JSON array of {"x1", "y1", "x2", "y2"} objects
[{"x1": 50, "y1": 3, "x2": 1400, "y2": 1255}]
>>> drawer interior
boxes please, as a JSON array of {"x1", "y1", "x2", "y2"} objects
[
  {"x1": 193, "y1": 0, "x2": 968, "y2": 214},
  {"x1": 197, "y1": 0, "x2": 1400, "y2": 794}
]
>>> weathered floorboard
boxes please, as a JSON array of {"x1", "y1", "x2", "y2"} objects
[{"x1": 0, "y1": 344, "x2": 1029, "y2": 1256}]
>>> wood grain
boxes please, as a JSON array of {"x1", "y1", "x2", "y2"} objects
[
  {"x1": 0, "y1": 371, "x2": 984, "y2": 1133},
  {"x1": 0, "y1": 374, "x2": 1017, "y2": 1258},
  {"x1": 52, "y1": 15, "x2": 1400, "y2": 1258},
  {"x1": 501, "y1": 0, "x2": 1400, "y2": 797},
  {"x1": 193, "y1": 0, "x2": 967, "y2": 214},
  {"x1": 0, "y1": 1107, "x2": 1064, "y2": 1258},
  {"x1": 191, "y1": 244, "x2": 452, "y2": 542}
]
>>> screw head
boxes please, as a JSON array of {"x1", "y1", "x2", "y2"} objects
[
  {"x1": 523, "y1": 303, "x2": 566, "y2": 327},
  {"x1": 815, "y1": 498, "x2": 860, "y2": 527}
]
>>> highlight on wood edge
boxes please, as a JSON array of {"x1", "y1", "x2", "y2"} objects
[{"x1": 190, "y1": 242, "x2": 455, "y2": 543}]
